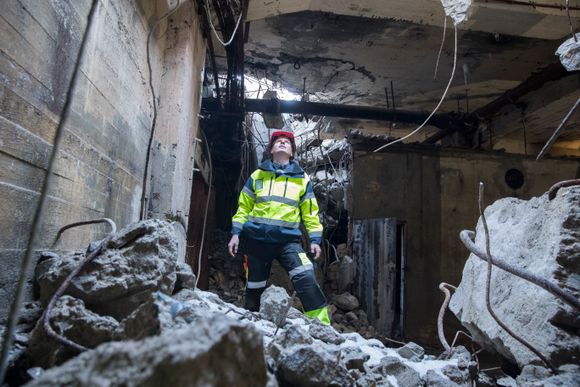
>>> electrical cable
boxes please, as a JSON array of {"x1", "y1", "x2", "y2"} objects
[
  {"x1": 204, "y1": 0, "x2": 243, "y2": 47},
  {"x1": 139, "y1": 0, "x2": 183, "y2": 220},
  {"x1": 0, "y1": 1, "x2": 100, "y2": 382},
  {"x1": 195, "y1": 133, "x2": 213, "y2": 289},
  {"x1": 374, "y1": 23, "x2": 458, "y2": 152},
  {"x1": 434, "y1": 16, "x2": 447, "y2": 80}
]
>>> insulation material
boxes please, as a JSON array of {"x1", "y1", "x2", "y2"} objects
[
  {"x1": 440, "y1": 0, "x2": 472, "y2": 26},
  {"x1": 556, "y1": 34, "x2": 580, "y2": 71}
]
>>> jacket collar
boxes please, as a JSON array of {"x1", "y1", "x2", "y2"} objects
[{"x1": 259, "y1": 159, "x2": 304, "y2": 178}]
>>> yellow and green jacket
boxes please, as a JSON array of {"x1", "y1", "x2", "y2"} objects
[{"x1": 232, "y1": 160, "x2": 323, "y2": 244}]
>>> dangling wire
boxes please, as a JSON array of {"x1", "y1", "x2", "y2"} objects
[
  {"x1": 204, "y1": 0, "x2": 244, "y2": 47},
  {"x1": 434, "y1": 16, "x2": 447, "y2": 80},
  {"x1": 374, "y1": 22, "x2": 458, "y2": 152}
]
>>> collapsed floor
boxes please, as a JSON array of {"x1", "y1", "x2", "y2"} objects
[{"x1": 1, "y1": 186, "x2": 579, "y2": 386}]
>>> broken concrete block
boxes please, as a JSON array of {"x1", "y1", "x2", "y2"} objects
[
  {"x1": 260, "y1": 286, "x2": 291, "y2": 327},
  {"x1": 440, "y1": 0, "x2": 472, "y2": 26},
  {"x1": 340, "y1": 346, "x2": 370, "y2": 371},
  {"x1": 331, "y1": 292, "x2": 360, "y2": 311},
  {"x1": 337, "y1": 255, "x2": 355, "y2": 293},
  {"x1": 116, "y1": 292, "x2": 199, "y2": 341},
  {"x1": 174, "y1": 262, "x2": 196, "y2": 292},
  {"x1": 35, "y1": 219, "x2": 178, "y2": 320},
  {"x1": 276, "y1": 345, "x2": 353, "y2": 387},
  {"x1": 27, "y1": 296, "x2": 119, "y2": 368},
  {"x1": 556, "y1": 34, "x2": 580, "y2": 72},
  {"x1": 396, "y1": 341, "x2": 425, "y2": 361},
  {"x1": 450, "y1": 187, "x2": 580, "y2": 368},
  {"x1": 26, "y1": 316, "x2": 267, "y2": 387},
  {"x1": 308, "y1": 320, "x2": 345, "y2": 345},
  {"x1": 372, "y1": 356, "x2": 422, "y2": 387}
]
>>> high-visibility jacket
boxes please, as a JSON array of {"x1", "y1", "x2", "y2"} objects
[{"x1": 232, "y1": 160, "x2": 323, "y2": 244}]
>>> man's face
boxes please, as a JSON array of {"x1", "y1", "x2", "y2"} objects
[{"x1": 270, "y1": 137, "x2": 293, "y2": 157}]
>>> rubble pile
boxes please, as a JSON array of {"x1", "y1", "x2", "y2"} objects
[
  {"x1": 450, "y1": 186, "x2": 580, "y2": 369},
  {"x1": 297, "y1": 138, "x2": 351, "y2": 231}
]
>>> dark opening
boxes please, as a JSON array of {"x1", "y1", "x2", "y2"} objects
[{"x1": 504, "y1": 168, "x2": 524, "y2": 190}]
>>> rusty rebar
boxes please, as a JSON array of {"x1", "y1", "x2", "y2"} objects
[
  {"x1": 548, "y1": 179, "x2": 580, "y2": 201},
  {"x1": 437, "y1": 282, "x2": 456, "y2": 352},
  {"x1": 52, "y1": 218, "x2": 116, "y2": 247},
  {"x1": 42, "y1": 233, "x2": 116, "y2": 352},
  {"x1": 536, "y1": 97, "x2": 580, "y2": 160},
  {"x1": 460, "y1": 231, "x2": 580, "y2": 310},
  {"x1": 478, "y1": 182, "x2": 556, "y2": 372}
]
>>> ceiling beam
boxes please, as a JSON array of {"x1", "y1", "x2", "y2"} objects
[{"x1": 201, "y1": 97, "x2": 467, "y2": 130}]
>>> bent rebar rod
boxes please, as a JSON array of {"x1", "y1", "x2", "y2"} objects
[
  {"x1": 548, "y1": 179, "x2": 580, "y2": 201},
  {"x1": 437, "y1": 282, "x2": 456, "y2": 352},
  {"x1": 52, "y1": 218, "x2": 117, "y2": 247},
  {"x1": 459, "y1": 231, "x2": 579, "y2": 310},
  {"x1": 478, "y1": 183, "x2": 556, "y2": 372},
  {"x1": 43, "y1": 233, "x2": 116, "y2": 352}
]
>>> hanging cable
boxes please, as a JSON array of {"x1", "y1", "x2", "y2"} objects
[
  {"x1": 195, "y1": 133, "x2": 213, "y2": 289},
  {"x1": 139, "y1": 0, "x2": 182, "y2": 220},
  {"x1": 204, "y1": 0, "x2": 243, "y2": 47},
  {"x1": 374, "y1": 23, "x2": 458, "y2": 152},
  {"x1": 434, "y1": 16, "x2": 447, "y2": 80},
  {"x1": 0, "y1": 1, "x2": 100, "y2": 383}
]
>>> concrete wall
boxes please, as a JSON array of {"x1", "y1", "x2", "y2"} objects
[
  {"x1": 352, "y1": 146, "x2": 580, "y2": 345},
  {"x1": 0, "y1": 0, "x2": 206, "y2": 321}
]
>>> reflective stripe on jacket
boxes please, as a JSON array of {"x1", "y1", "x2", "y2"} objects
[{"x1": 232, "y1": 160, "x2": 323, "y2": 244}]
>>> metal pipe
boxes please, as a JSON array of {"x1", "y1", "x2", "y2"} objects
[{"x1": 536, "y1": 97, "x2": 580, "y2": 160}]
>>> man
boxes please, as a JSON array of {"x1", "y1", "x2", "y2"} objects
[{"x1": 228, "y1": 130, "x2": 330, "y2": 325}]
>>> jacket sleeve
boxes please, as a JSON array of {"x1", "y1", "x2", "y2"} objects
[
  {"x1": 231, "y1": 175, "x2": 255, "y2": 235},
  {"x1": 299, "y1": 177, "x2": 323, "y2": 244}
]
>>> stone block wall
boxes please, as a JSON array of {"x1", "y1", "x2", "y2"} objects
[{"x1": 0, "y1": 0, "x2": 206, "y2": 320}]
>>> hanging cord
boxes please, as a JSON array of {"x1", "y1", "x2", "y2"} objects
[
  {"x1": 478, "y1": 183, "x2": 556, "y2": 372},
  {"x1": 139, "y1": 0, "x2": 182, "y2": 220},
  {"x1": 195, "y1": 134, "x2": 213, "y2": 289},
  {"x1": 204, "y1": 0, "x2": 243, "y2": 47},
  {"x1": 0, "y1": 1, "x2": 100, "y2": 382},
  {"x1": 434, "y1": 16, "x2": 447, "y2": 80},
  {"x1": 374, "y1": 23, "x2": 458, "y2": 152},
  {"x1": 566, "y1": 0, "x2": 578, "y2": 42}
]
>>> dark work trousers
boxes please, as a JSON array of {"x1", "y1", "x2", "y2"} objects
[{"x1": 241, "y1": 238, "x2": 327, "y2": 313}]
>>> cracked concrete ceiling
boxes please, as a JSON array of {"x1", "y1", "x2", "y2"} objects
[{"x1": 218, "y1": 0, "x2": 580, "y2": 150}]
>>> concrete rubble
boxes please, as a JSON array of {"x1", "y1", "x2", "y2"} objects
[
  {"x1": 450, "y1": 187, "x2": 580, "y2": 369},
  {"x1": 3, "y1": 191, "x2": 578, "y2": 386},
  {"x1": 556, "y1": 34, "x2": 580, "y2": 72}
]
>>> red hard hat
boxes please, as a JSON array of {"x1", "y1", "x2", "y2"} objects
[{"x1": 270, "y1": 130, "x2": 296, "y2": 153}]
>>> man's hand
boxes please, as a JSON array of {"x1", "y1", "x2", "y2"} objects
[
  {"x1": 228, "y1": 235, "x2": 239, "y2": 257},
  {"x1": 310, "y1": 243, "x2": 321, "y2": 260}
]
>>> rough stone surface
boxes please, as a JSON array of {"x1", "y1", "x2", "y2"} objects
[
  {"x1": 556, "y1": 34, "x2": 580, "y2": 72},
  {"x1": 174, "y1": 262, "x2": 197, "y2": 292},
  {"x1": 27, "y1": 296, "x2": 119, "y2": 368},
  {"x1": 397, "y1": 341, "x2": 425, "y2": 361},
  {"x1": 372, "y1": 356, "x2": 422, "y2": 386},
  {"x1": 26, "y1": 316, "x2": 267, "y2": 387},
  {"x1": 440, "y1": 0, "x2": 472, "y2": 26},
  {"x1": 116, "y1": 292, "x2": 200, "y2": 341},
  {"x1": 450, "y1": 187, "x2": 580, "y2": 368},
  {"x1": 423, "y1": 369, "x2": 463, "y2": 386},
  {"x1": 332, "y1": 292, "x2": 360, "y2": 311},
  {"x1": 309, "y1": 320, "x2": 345, "y2": 345},
  {"x1": 340, "y1": 346, "x2": 370, "y2": 371},
  {"x1": 35, "y1": 219, "x2": 178, "y2": 320},
  {"x1": 276, "y1": 345, "x2": 353, "y2": 387},
  {"x1": 260, "y1": 286, "x2": 291, "y2": 327},
  {"x1": 337, "y1": 256, "x2": 355, "y2": 293},
  {"x1": 516, "y1": 364, "x2": 580, "y2": 387}
]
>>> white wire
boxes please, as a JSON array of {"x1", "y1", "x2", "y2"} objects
[
  {"x1": 374, "y1": 23, "x2": 458, "y2": 152},
  {"x1": 204, "y1": 1, "x2": 243, "y2": 47},
  {"x1": 434, "y1": 16, "x2": 447, "y2": 80},
  {"x1": 195, "y1": 133, "x2": 213, "y2": 289}
]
